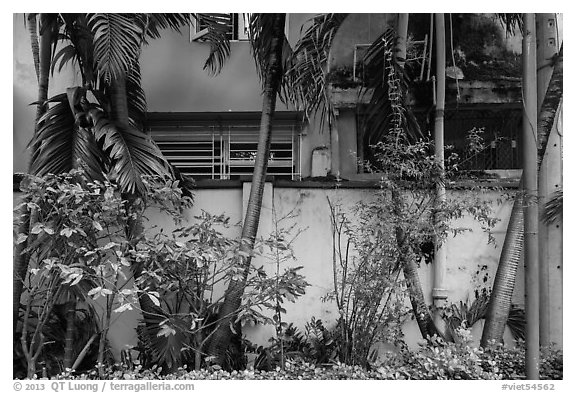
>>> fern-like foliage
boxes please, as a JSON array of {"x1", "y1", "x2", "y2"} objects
[
  {"x1": 284, "y1": 13, "x2": 348, "y2": 131},
  {"x1": 88, "y1": 13, "x2": 147, "y2": 83},
  {"x1": 194, "y1": 13, "x2": 233, "y2": 76},
  {"x1": 29, "y1": 92, "x2": 105, "y2": 181},
  {"x1": 361, "y1": 28, "x2": 423, "y2": 152},
  {"x1": 88, "y1": 107, "x2": 171, "y2": 194},
  {"x1": 543, "y1": 189, "x2": 562, "y2": 225}
]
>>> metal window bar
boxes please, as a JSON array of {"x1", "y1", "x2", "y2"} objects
[{"x1": 151, "y1": 123, "x2": 301, "y2": 180}]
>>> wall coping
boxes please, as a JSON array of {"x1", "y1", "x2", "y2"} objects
[{"x1": 13, "y1": 173, "x2": 519, "y2": 192}]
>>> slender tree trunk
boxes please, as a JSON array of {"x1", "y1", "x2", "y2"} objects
[
  {"x1": 14, "y1": 13, "x2": 54, "y2": 331},
  {"x1": 390, "y1": 13, "x2": 442, "y2": 340},
  {"x1": 208, "y1": 13, "x2": 286, "y2": 366},
  {"x1": 522, "y1": 13, "x2": 539, "y2": 380},
  {"x1": 481, "y1": 188, "x2": 524, "y2": 345},
  {"x1": 392, "y1": 188, "x2": 442, "y2": 339},
  {"x1": 109, "y1": 75, "x2": 165, "y2": 325},
  {"x1": 481, "y1": 42, "x2": 563, "y2": 349},
  {"x1": 63, "y1": 301, "x2": 76, "y2": 370},
  {"x1": 536, "y1": 15, "x2": 559, "y2": 350},
  {"x1": 432, "y1": 13, "x2": 448, "y2": 315},
  {"x1": 27, "y1": 14, "x2": 40, "y2": 82}
]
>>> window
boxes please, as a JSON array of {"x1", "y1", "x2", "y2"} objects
[
  {"x1": 147, "y1": 112, "x2": 304, "y2": 180},
  {"x1": 356, "y1": 104, "x2": 522, "y2": 173},
  {"x1": 190, "y1": 13, "x2": 250, "y2": 42}
]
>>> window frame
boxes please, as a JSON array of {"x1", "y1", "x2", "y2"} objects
[
  {"x1": 146, "y1": 111, "x2": 305, "y2": 181},
  {"x1": 190, "y1": 13, "x2": 250, "y2": 42}
]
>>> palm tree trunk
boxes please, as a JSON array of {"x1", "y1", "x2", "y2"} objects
[
  {"x1": 208, "y1": 13, "x2": 286, "y2": 366},
  {"x1": 390, "y1": 13, "x2": 442, "y2": 340},
  {"x1": 392, "y1": 188, "x2": 442, "y2": 339},
  {"x1": 521, "y1": 13, "x2": 539, "y2": 380},
  {"x1": 109, "y1": 75, "x2": 165, "y2": 325},
  {"x1": 27, "y1": 14, "x2": 40, "y2": 81},
  {"x1": 481, "y1": 43, "x2": 562, "y2": 349},
  {"x1": 63, "y1": 301, "x2": 76, "y2": 369},
  {"x1": 536, "y1": 15, "x2": 559, "y2": 349},
  {"x1": 432, "y1": 13, "x2": 448, "y2": 314},
  {"x1": 481, "y1": 188, "x2": 524, "y2": 345},
  {"x1": 14, "y1": 13, "x2": 54, "y2": 331}
]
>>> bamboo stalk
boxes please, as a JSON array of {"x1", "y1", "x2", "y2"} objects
[
  {"x1": 433, "y1": 13, "x2": 448, "y2": 314},
  {"x1": 522, "y1": 13, "x2": 540, "y2": 380}
]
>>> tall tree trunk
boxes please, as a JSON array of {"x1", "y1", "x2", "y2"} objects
[
  {"x1": 14, "y1": 13, "x2": 54, "y2": 331},
  {"x1": 63, "y1": 301, "x2": 76, "y2": 370},
  {"x1": 481, "y1": 45, "x2": 563, "y2": 348},
  {"x1": 536, "y1": 14, "x2": 559, "y2": 349},
  {"x1": 481, "y1": 188, "x2": 524, "y2": 345},
  {"x1": 392, "y1": 189, "x2": 442, "y2": 339},
  {"x1": 27, "y1": 14, "x2": 40, "y2": 81},
  {"x1": 432, "y1": 13, "x2": 448, "y2": 316},
  {"x1": 391, "y1": 13, "x2": 442, "y2": 340},
  {"x1": 109, "y1": 75, "x2": 165, "y2": 325},
  {"x1": 208, "y1": 13, "x2": 286, "y2": 366},
  {"x1": 522, "y1": 13, "x2": 539, "y2": 380}
]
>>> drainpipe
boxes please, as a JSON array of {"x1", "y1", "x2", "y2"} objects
[
  {"x1": 522, "y1": 13, "x2": 540, "y2": 380},
  {"x1": 396, "y1": 13, "x2": 409, "y2": 69},
  {"x1": 536, "y1": 13, "x2": 558, "y2": 350},
  {"x1": 432, "y1": 13, "x2": 448, "y2": 316},
  {"x1": 330, "y1": 108, "x2": 340, "y2": 176}
]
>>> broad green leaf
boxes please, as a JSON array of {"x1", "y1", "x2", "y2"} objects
[
  {"x1": 103, "y1": 242, "x2": 117, "y2": 250},
  {"x1": 147, "y1": 292, "x2": 160, "y2": 307},
  {"x1": 113, "y1": 303, "x2": 133, "y2": 313},
  {"x1": 93, "y1": 221, "x2": 103, "y2": 231},
  {"x1": 30, "y1": 223, "x2": 44, "y2": 235},
  {"x1": 60, "y1": 227, "x2": 74, "y2": 237},
  {"x1": 88, "y1": 286, "x2": 102, "y2": 296}
]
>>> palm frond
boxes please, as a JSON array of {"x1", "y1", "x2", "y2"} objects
[
  {"x1": 136, "y1": 316, "x2": 193, "y2": 372},
  {"x1": 87, "y1": 108, "x2": 171, "y2": 195},
  {"x1": 361, "y1": 28, "x2": 423, "y2": 150},
  {"x1": 145, "y1": 13, "x2": 193, "y2": 40},
  {"x1": 55, "y1": 14, "x2": 95, "y2": 85},
  {"x1": 126, "y1": 61, "x2": 147, "y2": 129},
  {"x1": 29, "y1": 92, "x2": 105, "y2": 180},
  {"x1": 88, "y1": 13, "x2": 146, "y2": 83},
  {"x1": 284, "y1": 13, "x2": 348, "y2": 131},
  {"x1": 543, "y1": 189, "x2": 562, "y2": 225},
  {"x1": 195, "y1": 13, "x2": 233, "y2": 76},
  {"x1": 496, "y1": 13, "x2": 524, "y2": 36}
]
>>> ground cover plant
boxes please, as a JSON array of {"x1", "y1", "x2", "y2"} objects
[{"x1": 51, "y1": 337, "x2": 561, "y2": 380}]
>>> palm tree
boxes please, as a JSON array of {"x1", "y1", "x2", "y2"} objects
[
  {"x1": 289, "y1": 14, "x2": 441, "y2": 339},
  {"x1": 14, "y1": 13, "x2": 59, "y2": 330},
  {"x1": 14, "y1": 13, "x2": 193, "y2": 360},
  {"x1": 200, "y1": 14, "x2": 442, "y2": 356},
  {"x1": 481, "y1": 43, "x2": 563, "y2": 347},
  {"x1": 207, "y1": 13, "x2": 287, "y2": 365}
]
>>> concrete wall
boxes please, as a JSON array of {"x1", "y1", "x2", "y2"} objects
[
  {"x1": 14, "y1": 177, "x2": 564, "y2": 358},
  {"x1": 96, "y1": 186, "x2": 550, "y2": 356}
]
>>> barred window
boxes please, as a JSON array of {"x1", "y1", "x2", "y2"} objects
[
  {"x1": 190, "y1": 13, "x2": 250, "y2": 41},
  {"x1": 146, "y1": 112, "x2": 304, "y2": 180}
]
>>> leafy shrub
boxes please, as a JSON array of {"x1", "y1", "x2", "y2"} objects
[
  {"x1": 48, "y1": 340, "x2": 563, "y2": 381},
  {"x1": 251, "y1": 318, "x2": 338, "y2": 370},
  {"x1": 14, "y1": 170, "x2": 192, "y2": 379},
  {"x1": 375, "y1": 336, "x2": 500, "y2": 380},
  {"x1": 480, "y1": 342, "x2": 563, "y2": 380},
  {"x1": 134, "y1": 209, "x2": 309, "y2": 373}
]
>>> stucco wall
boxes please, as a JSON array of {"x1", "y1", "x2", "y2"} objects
[
  {"x1": 142, "y1": 186, "x2": 532, "y2": 351},
  {"x1": 13, "y1": 182, "x2": 563, "y2": 358}
]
